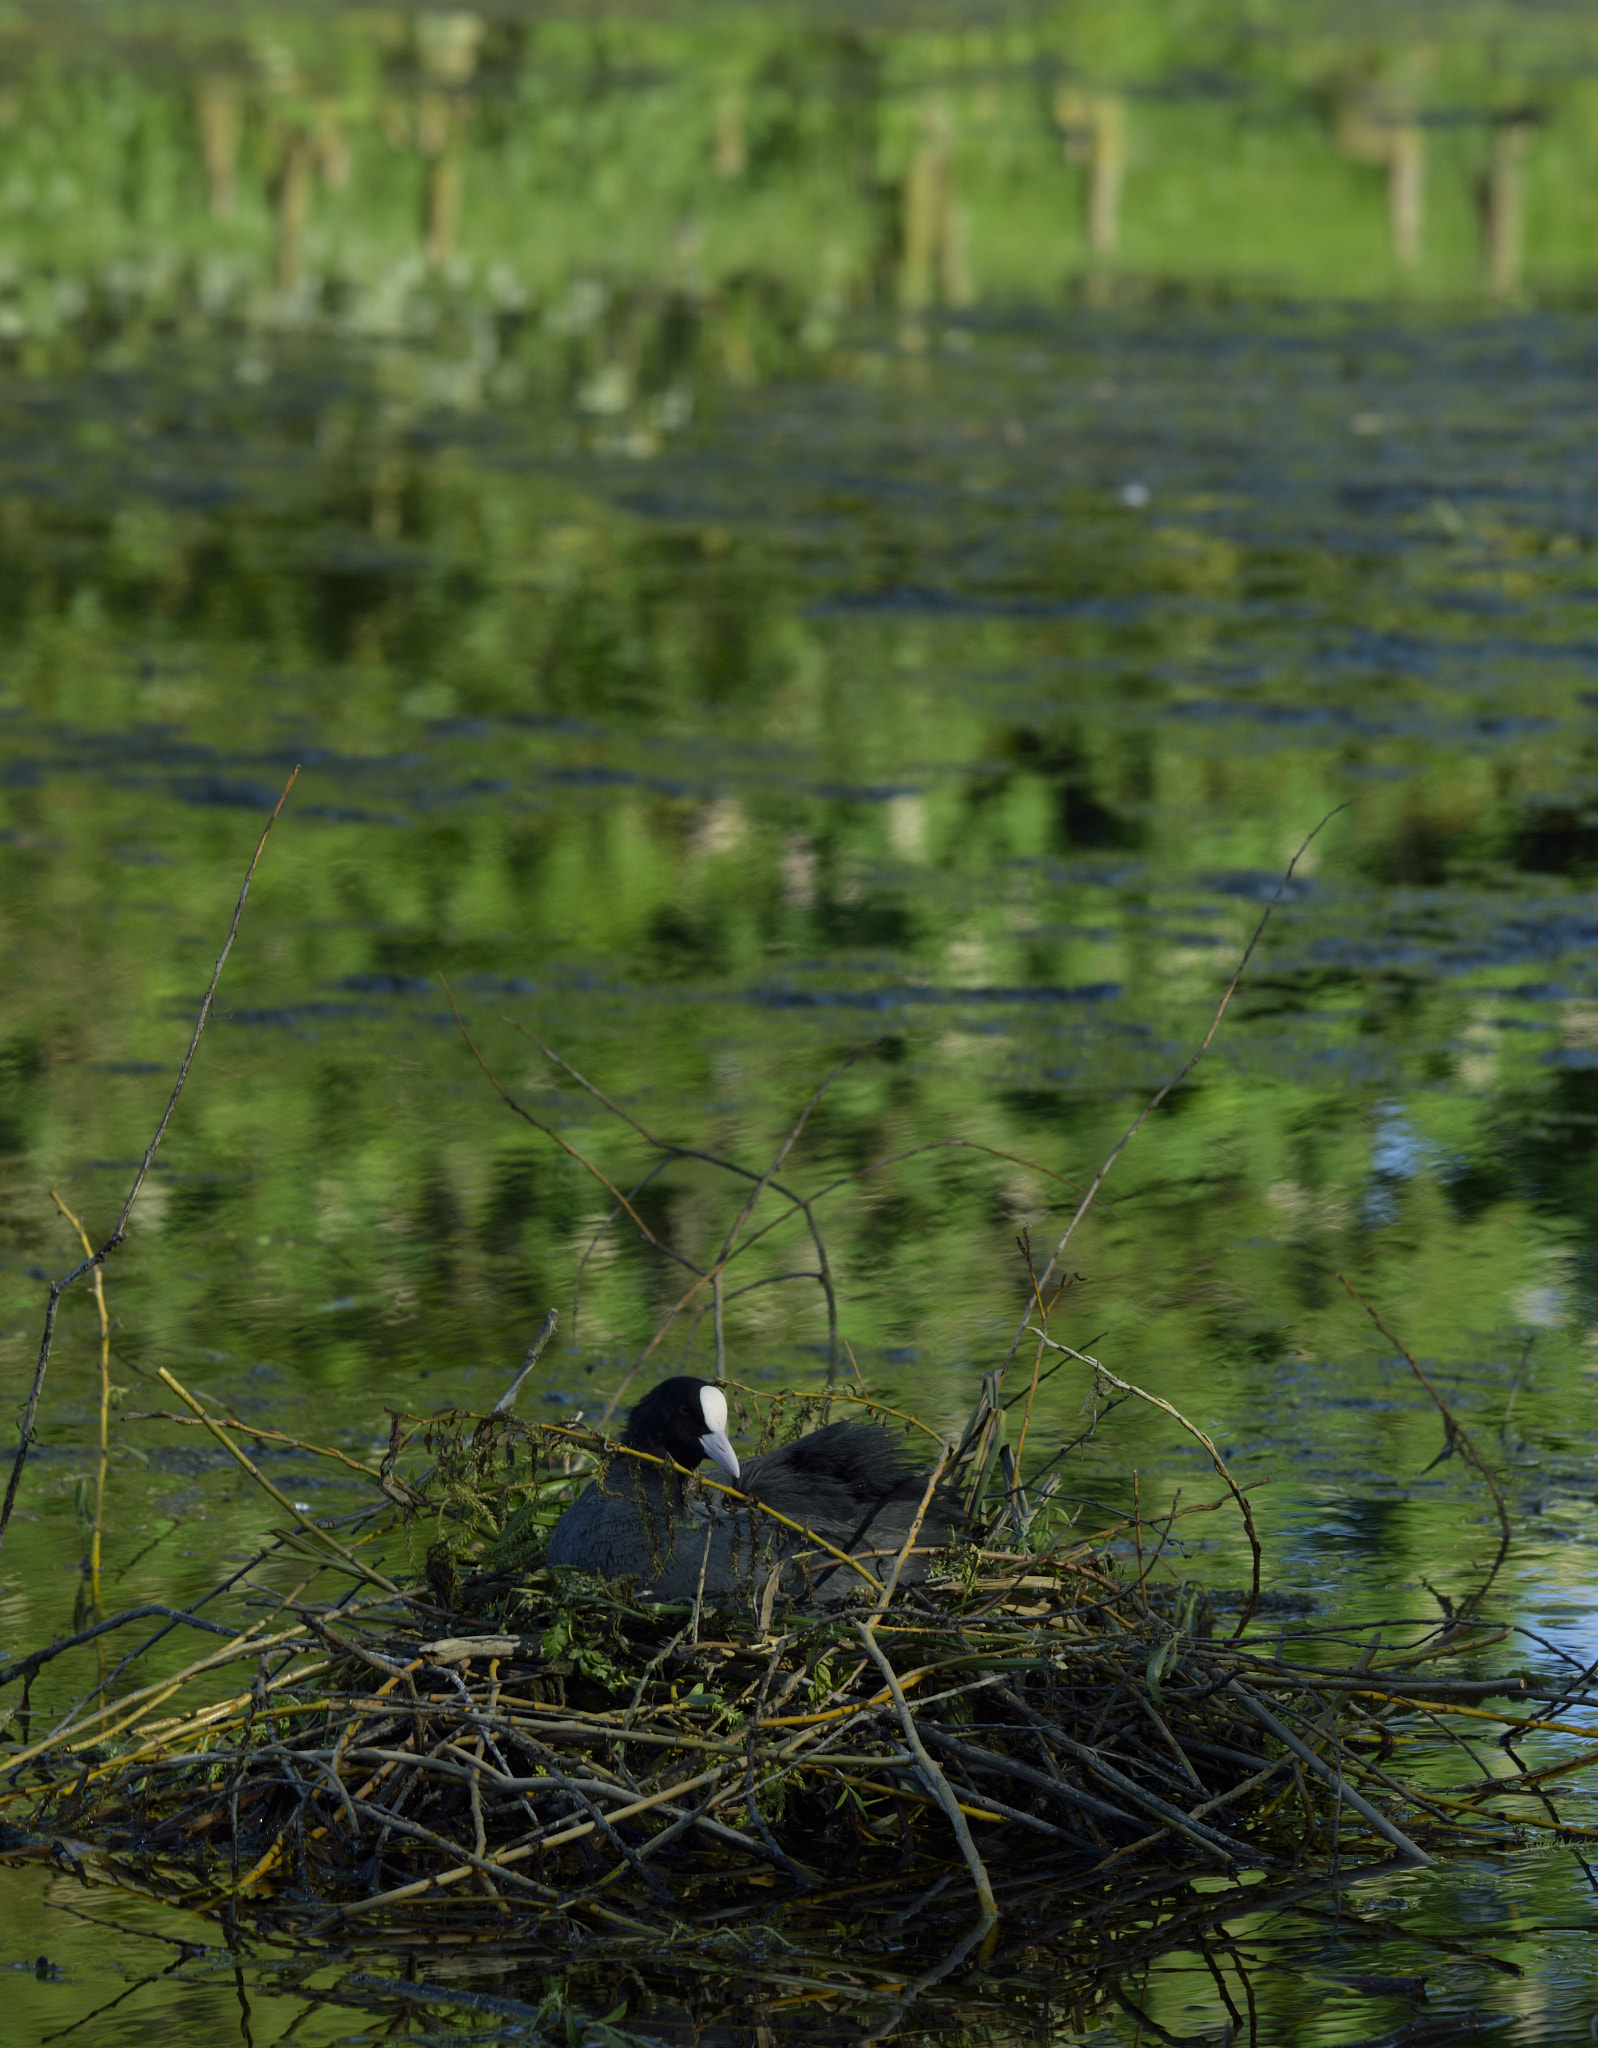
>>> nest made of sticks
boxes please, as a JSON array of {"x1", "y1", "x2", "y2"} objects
[
  {"x1": 0, "y1": 1376, "x2": 1540, "y2": 1930},
  {"x1": 0, "y1": 1366, "x2": 1585, "y2": 2043}
]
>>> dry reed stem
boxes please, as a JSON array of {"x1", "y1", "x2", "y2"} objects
[
  {"x1": 127, "y1": 1411, "x2": 388, "y2": 1482},
  {"x1": 518, "y1": 1034, "x2": 845, "y2": 1377},
  {"x1": 520, "y1": 1034, "x2": 1104, "y2": 1409},
  {"x1": 0, "y1": 765, "x2": 301, "y2": 1557},
  {"x1": 869, "y1": 1443, "x2": 950, "y2": 1617}
]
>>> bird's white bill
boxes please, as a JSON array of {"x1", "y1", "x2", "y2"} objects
[
  {"x1": 699, "y1": 1426, "x2": 740, "y2": 1481},
  {"x1": 697, "y1": 1383, "x2": 740, "y2": 1480}
]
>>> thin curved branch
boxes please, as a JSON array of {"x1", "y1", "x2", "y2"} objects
[
  {"x1": 0, "y1": 764, "x2": 300, "y2": 1558},
  {"x1": 440, "y1": 980, "x2": 703, "y2": 1282},
  {"x1": 1024, "y1": 1329, "x2": 1263, "y2": 1638},
  {"x1": 997, "y1": 803, "x2": 1349, "y2": 1383},
  {"x1": 1336, "y1": 1273, "x2": 1511, "y2": 1616}
]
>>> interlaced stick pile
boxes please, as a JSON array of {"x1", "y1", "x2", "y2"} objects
[{"x1": 0, "y1": 1384, "x2": 1590, "y2": 2040}]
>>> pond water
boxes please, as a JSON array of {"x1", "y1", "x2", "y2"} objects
[{"x1": 6, "y1": 3, "x2": 1598, "y2": 2040}]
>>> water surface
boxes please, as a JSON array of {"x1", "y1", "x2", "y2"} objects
[{"x1": 6, "y1": 5, "x2": 1598, "y2": 2039}]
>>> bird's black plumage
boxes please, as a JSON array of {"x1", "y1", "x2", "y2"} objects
[{"x1": 545, "y1": 1375, "x2": 959, "y2": 1604}]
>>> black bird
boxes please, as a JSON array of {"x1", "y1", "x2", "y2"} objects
[{"x1": 546, "y1": 1375, "x2": 959, "y2": 1604}]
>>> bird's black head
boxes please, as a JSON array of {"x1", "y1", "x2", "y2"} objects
[{"x1": 622, "y1": 1376, "x2": 740, "y2": 1481}]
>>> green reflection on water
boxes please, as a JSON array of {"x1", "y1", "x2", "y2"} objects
[{"x1": 4, "y1": 3, "x2": 1598, "y2": 2041}]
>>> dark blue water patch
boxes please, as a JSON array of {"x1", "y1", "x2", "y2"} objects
[
  {"x1": 812, "y1": 782, "x2": 926, "y2": 803},
  {"x1": 409, "y1": 777, "x2": 511, "y2": 807},
  {"x1": 1544, "y1": 1047, "x2": 1598, "y2": 1070},
  {"x1": 303, "y1": 531, "x2": 435, "y2": 575},
  {"x1": 152, "y1": 473, "x2": 242, "y2": 513},
  {"x1": 1473, "y1": 714, "x2": 1558, "y2": 736},
  {"x1": 544, "y1": 764, "x2": 695, "y2": 795},
  {"x1": 339, "y1": 974, "x2": 433, "y2": 996},
  {"x1": 220, "y1": 1001, "x2": 388, "y2": 1027},
  {"x1": 1203, "y1": 870, "x2": 1316, "y2": 903},
  {"x1": 297, "y1": 804, "x2": 408, "y2": 826},
  {"x1": 1326, "y1": 626, "x2": 1446, "y2": 676},
  {"x1": 174, "y1": 777, "x2": 287, "y2": 811},
  {"x1": 746, "y1": 981, "x2": 1122, "y2": 1010},
  {"x1": 1167, "y1": 697, "x2": 1390, "y2": 733},
  {"x1": 1295, "y1": 900, "x2": 1598, "y2": 979},
  {"x1": 809, "y1": 584, "x2": 1163, "y2": 625}
]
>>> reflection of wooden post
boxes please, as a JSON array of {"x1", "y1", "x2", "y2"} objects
[
  {"x1": 1388, "y1": 121, "x2": 1424, "y2": 267},
  {"x1": 416, "y1": 11, "x2": 481, "y2": 270},
  {"x1": 900, "y1": 101, "x2": 947, "y2": 316},
  {"x1": 274, "y1": 130, "x2": 315, "y2": 291},
  {"x1": 715, "y1": 90, "x2": 746, "y2": 178},
  {"x1": 1055, "y1": 89, "x2": 1126, "y2": 269},
  {"x1": 1087, "y1": 94, "x2": 1124, "y2": 257},
  {"x1": 421, "y1": 106, "x2": 462, "y2": 269},
  {"x1": 1482, "y1": 120, "x2": 1532, "y2": 300},
  {"x1": 1332, "y1": 82, "x2": 1426, "y2": 268},
  {"x1": 196, "y1": 75, "x2": 240, "y2": 219},
  {"x1": 899, "y1": 101, "x2": 970, "y2": 326},
  {"x1": 317, "y1": 112, "x2": 352, "y2": 193}
]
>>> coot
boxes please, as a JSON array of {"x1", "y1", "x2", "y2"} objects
[{"x1": 546, "y1": 1375, "x2": 958, "y2": 1604}]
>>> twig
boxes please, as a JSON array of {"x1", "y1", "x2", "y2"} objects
[
  {"x1": 1335, "y1": 1273, "x2": 1512, "y2": 1614},
  {"x1": 439, "y1": 981, "x2": 703, "y2": 1279},
  {"x1": 493, "y1": 1309, "x2": 561, "y2": 1414},
  {"x1": 1225, "y1": 1680, "x2": 1431, "y2": 1866},
  {"x1": 0, "y1": 1604, "x2": 242, "y2": 1690},
  {"x1": 50, "y1": 1192, "x2": 111, "y2": 1619},
  {"x1": 869, "y1": 1444, "x2": 949, "y2": 1618},
  {"x1": 853, "y1": 1621, "x2": 997, "y2": 1932},
  {"x1": 154, "y1": 1367, "x2": 400, "y2": 1595},
  {"x1": 0, "y1": 766, "x2": 300, "y2": 1557},
  {"x1": 1023, "y1": 1331, "x2": 1263, "y2": 1637},
  {"x1": 998, "y1": 805, "x2": 1347, "y2": 1385}
]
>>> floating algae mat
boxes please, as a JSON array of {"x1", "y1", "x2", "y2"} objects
[{"x1": 0, "y1": 821, "x2": 1593, "y2": 2043}]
